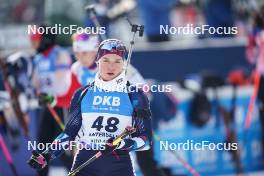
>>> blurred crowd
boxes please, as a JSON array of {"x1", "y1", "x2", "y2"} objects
[{"x1": 2, "y1": 0, "x2": 264, "y2": 44}]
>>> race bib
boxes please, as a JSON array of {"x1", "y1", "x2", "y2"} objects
[
  {"x1": 80, "y1": 87, "x2": 133, "y2": 146},
  {"x1": 81, "y1": 112, "x2": 132, "y2": 145}
]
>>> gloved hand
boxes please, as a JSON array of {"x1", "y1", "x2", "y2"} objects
[
  {"x1": 102, "y1": 126, "x2": 136, "y2": 155},
  {"x1": 102, "y1": 137, "x2": 121, "y2": 155},
  {"x1": 38, "y1": 93, "x2": 56, "y2": 107},
  {"x1": 27, "y1": 151, "x2": 50, "y2": 170}
]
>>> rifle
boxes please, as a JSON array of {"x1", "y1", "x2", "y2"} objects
[{"x1": 0, "y1": 57, "x2": 30, "y2": 138}]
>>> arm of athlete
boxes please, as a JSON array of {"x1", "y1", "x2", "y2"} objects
[
  {"x1": 28, "y1": 86, "x2": 86, "y2": 170},
  {"x1": 116, "y1": 88, "x2": 152, "y2": 151}
]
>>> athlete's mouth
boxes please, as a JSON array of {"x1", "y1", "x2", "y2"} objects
[{"x1": 107, "y1": 73, "x2": 114, "y2": 76}]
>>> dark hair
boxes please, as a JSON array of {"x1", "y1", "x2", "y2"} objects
[
  {"x1": 37, "y1": 24, "x2": 57, "y2": 53},
  {"x1": 253, "y1": 5, "x2": 264, "y2": 29}
]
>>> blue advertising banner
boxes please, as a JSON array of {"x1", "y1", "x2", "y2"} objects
[{"x1": 147, "y1": 86, "x2": 264, "y2": 175}]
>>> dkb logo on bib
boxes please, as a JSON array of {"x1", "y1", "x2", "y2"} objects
[{"x1": 93, "y1": 96, "x2": 120, "y2": 106}]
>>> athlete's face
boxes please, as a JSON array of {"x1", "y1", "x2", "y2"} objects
[
  {"x1": 75, "y1": 51, "x2": 97, "y2": 67},
  {"x1": 97, "y1": 54, "x2": 124, "y2": 81}
]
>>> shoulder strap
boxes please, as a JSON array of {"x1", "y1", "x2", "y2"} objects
[
  {"x1": 69, "y1": 82, "x2": 94, "y2": 113},
  {"x1": 126, "y1": 81, "x2": 133, "y2": 103},
  {"x1": 126, "y1": 81, "x2": 151, "y2": 118},
  {"x1": 78, "y1": 82, "x2": 95, "y2": 103}
]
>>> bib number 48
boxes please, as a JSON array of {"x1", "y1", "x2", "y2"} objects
[{"x1": 91, "y1": 116, "x2": 119, "y2": 132}]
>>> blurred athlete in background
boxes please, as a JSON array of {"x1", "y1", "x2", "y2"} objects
[{"x1": 30, "y1": 24, "x2": 73, "y2": 176}]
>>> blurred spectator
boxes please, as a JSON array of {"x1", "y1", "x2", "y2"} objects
[
  {"x1": 200, "y1": 0, "x2": 235, "y2": 38},
  {"x1": 0, "y1": 0, "x2": 43, "y2": 24},
  {"x1": 44, "y1": 0, "x2": 85, "y2": 46},
  {"x1": 84, "y1": 0, "x2": 111, "y2": 38},
  {"x1": 84, "y1": 0, "x2": 136, "y2": 39},
  {"x1": 137, "y1": 0, "x2": 173, "y2": 42}
]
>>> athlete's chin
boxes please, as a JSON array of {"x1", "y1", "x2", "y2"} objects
[
  {"x1": 101, "y1": 75, "x2": 114, "y2": 81},
  {"x1": 102, "y1": 73, "x2": 120, "y2": 81}
]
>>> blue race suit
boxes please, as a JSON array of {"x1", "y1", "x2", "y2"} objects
[{"x1": 43, "y1": 81, "x2": 152, "y2": 176}]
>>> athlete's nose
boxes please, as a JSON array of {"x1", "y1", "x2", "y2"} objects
[{"x1": 107, "y1": 62, "x2": 116, "y2": 71}]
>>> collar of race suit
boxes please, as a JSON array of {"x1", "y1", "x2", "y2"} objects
[{"x1": 94, "y1": 70, "x2": 127, "y2": 92}]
